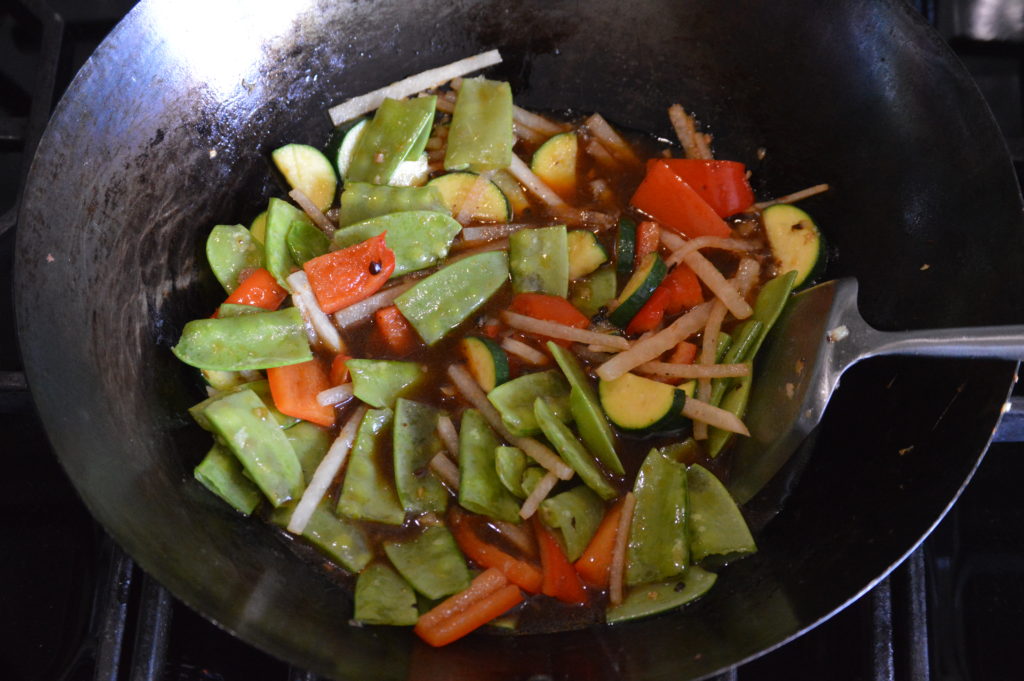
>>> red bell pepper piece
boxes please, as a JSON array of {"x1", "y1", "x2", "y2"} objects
[
  {"x1": 509, "y1": 293, "x2": 590, "y2": 348},
  {"x1": 630, "y1": 161, "x2": 732, "y2": 239},
  {"x1": 625, "y1": 264, "x2": 705, "y2": 334},
  {"x1": 668, "y1": 340, "x2": 698, "y2": 365},
  {"x1": 218, "y1": 268, "x2": 287, "y2": 313},
  {"x1": 656, "y1": 159, "x2": 755, "y2": 218},
  {"x1": 634, "y1": 220, "x2": 661, "y2": 268},
  {"x1": 533, "y1": 517, "x2": 589, "y2": 604},
  {"x1": 302, "y1": 233, "x2": 395, "y2": 314}
]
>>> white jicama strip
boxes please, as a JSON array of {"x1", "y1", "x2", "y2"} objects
[
  {"x1": 681, "y1": 250, "x2": 753, "y2": 319},
  {"x1": 596, "y1": 302, "x2": 714, "y2": 381},
  {"x1": 584, "y1": 113, "x2": 641, "y2": 165},
  {"x1": 500, "y1": 337, "x2": 548, "y2": 365},
  {"x1": 754, "y1": 183, "x2": 830, "y2": 211},
  {"x1": 455, "y1": 170, "x2": 496, "y2": 224},
  {"x1": 518, "y1": 471, "x2": 559, "y2": 519},
  {"x1": 507, "y1": 155, "x2": 575, "y2": 217},
  {"x1": 732, "y1": 257, "x2": 762, "y2": 298},
  {"x1": 316, "y1": 383, "x2": 354, "y2": 407},
  {"x1": 513, "y1": 105, "x2": 567, "y2": 136},
  {"x1": 429, "y1": 452, "x2": 461, "y2": 491},
  {"x1": 288, "y1": 188, "x2": 335, "y2": 235},
  {"x1": 501, "y1": 311, "x2": 630, "y2": 351},
  {"x1": 585, "y1": 138, "x2": 620, "y2": 170},
  {"x1": 608, "y1": 491, "x2": 636, "y2": 606},
  {"x1": 447, "y1": 238, "x2": 509, "y2": 260},
  {"x1": 460, "y1": 224, "x2": 527, "y2": 243},
  {"x1": 510, "y1": 436, "x2": 574, "y2": 480},
  {"x1": 665, "y1": 235, "x2": 757, "y2": 267},
  {"x1": 436, "y1": 415, "x2": 460, "y2": 459},
  {"x1": 287, "y1": 271, "x2": 346, "y2": 354},
  {"x1": 695, "y1": 300, "x2": 728, "y2": 440},
  {"x1": 333, "y1": 282, "x2": 413, "y2": 328},
  {"x1": 668, "y1": 103, "x2": 713, "y2": 160},
  {"x1": 636, "y1": 362, "x2": 751, "y2": 379},
  {"x1": 287, "y1": 405, "x2": 368, "y2": 534},
  {"x1": 658, "y1": 228, "x2": 686, "y2": 251},
  {"x1": 328, "y1": 49, "x2": 503, "y2": 125},
  {"x1": 513, "y1": 122, "x2": 544, "y2": 144},
  {"x1": 681, "y1": 397, "x2": 750, "y2": 436}
]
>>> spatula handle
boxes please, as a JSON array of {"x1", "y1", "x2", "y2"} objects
[{"x1": 866, "y1": 326, "x2": 1024, "y2": 361}]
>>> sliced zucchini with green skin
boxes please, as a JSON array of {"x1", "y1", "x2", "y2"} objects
[
  {"x1": 354, "y1": 562, "x2": 419, "y2": 626},
  {"x1": 286, "y1": 220, "x2": 329, "y2": 266},
  {"x1": 599, "y1": 372, "x2": 688, "y2": 433},
  {"x1": 487, "y1": 370, "x2": 572, "y2": 437},
  {"x1": 491, "y1": 169, "x2": 530, "y2": 215},
  {"x1": 510, "y1": 225, "x2": 569, "y2": 297},
  {"x1": 570, "y1": 265, "x2": 617, "y2": 318},
  {"x1": 567, "y1": 230, "x2": 608, "y2": 280},
  {"x1": 531, "y1": 132, "x2": 578, "y2": 199},
  {"x1": 383, "y1": 525, "x2": 471, "y2": 599},
  {"x1": 608, "y1": 253, "x2": 666, "y2": 328},
  {"x1": 495, "y1": 446, "x2": 528, "y2": 498},
  {"x1": 206, "y1": 224, "x2": 263, "y2": 293},
  {"x1": 539, "y1": 485, "x2": 604, "y2": 561},
  {"x1": 533, "y1": 397, "x2": 617, "y2": 501},
  {"x1": 335, "y1": 118, "x2": 368, "y2": 181},
  {"x1": 249, "y1": 211, "x2": 268, "y2": 244},
  {"x1": 762, "y1": 204, "x2": 823, "y2": 288},
  {"x1": 686, "y1": 463, "x2": 756, "y2": 563},
  {"x1": 347, "y1": 359, "x2": 425, "y2": 409},
  {"x1": 459, "y1": 337, "x2": 510, "y2": 392},
  {"x1": 427, "y1": 172, "x2": 510, "y2": 223},
  {"x1": 272, "y1": 143, "x2": 338, "y2": 212},
  {"x1": 606, "y1": 567, "x2": 717, "y2": 624},
  {"x1": 615, "y1": 217, "x2": 638, "y2": 281}
]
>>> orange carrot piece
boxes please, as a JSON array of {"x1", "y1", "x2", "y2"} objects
[
  {"x1": 415, "y1": 568, "x2": 507, "y2": 634},
  {"x1": 374, "y1": 305, "x2": 419, "y2": 355},
  {"x1": 266, "y1": 359, "x2": 335, "y2": 427},
  {"x1": 219, "y1": 268, "x2": 287, "y2": 313},
  {"x1": 452, "y1": 515, "x2": 543, "y2": 593},
  {"x1": 574, "y1": 499, "x2": 625, "y2": 589},
  {"x1": 668, "y1": 341, "x2": 698, "y2": 365},
  {"x1": 302, "y1": 233, "x2": 395, "y2": 314},
  {"x1": 329, "y1": 354, "x2": 350, "y2": 386},
  {"x1": 534, "y1": 517, "x2": 588, "y2": 604},
  {"x1": 415, "y1": 585, "x2": 523, "y2": 647},
  {"x1": 634, "y1": 220, "x2": 661, "y2": 268}
]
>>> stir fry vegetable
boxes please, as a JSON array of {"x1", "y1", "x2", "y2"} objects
[{"x1": 173, "y1": 50, "x2": 830, "y2": 647}]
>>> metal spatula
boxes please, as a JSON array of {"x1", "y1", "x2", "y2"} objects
[{"x1": 727, "y1": 278, "x2": 1024, "y2": 507}]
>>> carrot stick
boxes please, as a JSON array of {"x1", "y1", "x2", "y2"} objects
[
  {"x1": 669, "y1": 341, "x2": 698, "y2": 365},
  {"x1": 451, "y1": 514, "x2": 544, "y2": 593},
  {"x1": 415, "y1": 585, "x2": 523, "y2": 647},
  {"x1": 415, "y1": 568, "x2": 507, "y2": 633},
  {"x1": 574, "y1": 498, "x2": 626, "y2": 589},
  {"x1": 373, "y1": 305, "x2": 419, "y2": 355},
  {"x1": 302, "y1": 233, "x2": 395, "y2": 314},
  {"x1": 266, "y1": 359, "x2": 335, "y2": 427},
  {"x1": 329, "y1": 353, "x2": 350, "y2": 386},
  {"x1": 534, "y1": 517, "x2": 588, "y2": 604},
  {"x1": 219, "y1": 268, "x2": 287, "y2": 312}
]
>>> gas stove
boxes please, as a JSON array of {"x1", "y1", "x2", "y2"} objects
[{"x1": 2, "y1": 2, "x2": 1022, "y2": 680}]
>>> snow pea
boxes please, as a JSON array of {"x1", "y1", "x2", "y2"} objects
[
  {"x1": 533, "y1": 397, "x2": 617, "y2": 501},
  {"x1": 189, "y1": 379, "x2": 298, "y2": 431},
  {"x1": 202, "y1": 388, "x2": 304, "y2": 507},
  {"x1": 539, "y1": 485, "x2": 604, "y2": 561},
  {"x1": 626, "y1": 448, "x2": 689, "y2": 586},
  {"x1": 331, "y1": 211, "x2": 461, "y2": 278},
  {"x1": 510, "y1": 225, "x2": 569, "y2": 297},
  {"x1": 570, "y1": 264, "x2": 617, "y2": 318},
  {"x1": 395, "y1": 251, "x2": 509, "y2": 345},
  {"x1": 606, "y1": 567, "x2": 717, "y2": 624},
  {"x1": 338, "y1": 183, "x2": 448, "y2": 227},
  {"x1": 270, "y1": 500, "x2": 373, "y2": 573},
  {"x1": 286, "y1": 220, "x2": 329, "y2": 266},
  {"x1": 707, "y1": 363, "x2": 753, "y2": 458},
  {"x1": 354, "y1": 562, "x2": 419, "y2": 626},
  {"x1": 285, "y1": 421, "x2": 332, "y2": 481},
  {"x1": 393, "y1": 398, "x2": 448, "y2": 514},
  {"x1": 265, "y1": 197, "x2": 311, "y2": 290},
  {"x1": 347, "y1": 359, "x2": 425, "y2": 409},
  {"x1": 458, "y1": 409, "x2": 521, "y2": 523},
  {"x1": 206, "y1": 224, "x2": 263, "y2": 293},
  {"x1": 217, "y1": 303, "x2": 265, "y2": 318},
  {"x1": 495, "y1": 445, "x2": 528, "y2": 498},
  {"x1": 337, "y1": 408, "x2": 405, "y2": 525},
  {"x1": 347, "y1": 96, "x2": 437, "y2": 185},
  {"x1": 383, "y1": 525, "x2": 471, "y2": 599},
  {"x1": 445, "y1": 77, "x2": 514, "y2": 172},
  {"x1": 193, "y1": 443, "x2": 262, "y2": 515},
  {"x1": 658, "y1": 437, "x2": 700, "y2": 464},
  {"x1": 686, "y1": 463, "x2": 756, "y2": 562},
  {"x1": 521, "y1": 466, "x2": 547, "y2": 495},
  {"x1": 487, "y1": 370, "x2": 571, "y2": 437},
  {"x1": 172, "y1": 307, "x2": 312, "y2": 371}
]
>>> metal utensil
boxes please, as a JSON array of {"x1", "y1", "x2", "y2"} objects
[{"x1": 729, "y1": 278, "x2": 1024, "y2": 506}]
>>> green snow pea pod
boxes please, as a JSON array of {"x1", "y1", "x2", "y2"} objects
[
  {"x1": 486, "y1": 370, "x2": 571, "y2": 437},
  {"x1": 707, "y1": 363, "x2": 753, "y2": 458},
  {"x1": 337, "y1": 408, "x2": 405, "y2": 525},
  {"x1": 686, "y1": 464, "x2": 756, "y2": 563},
  {"x1": 533, "y1": 397, "x2": 617, "y2": 501},
  {"x1": 264, "y1": 197, "x2": 310, "y2": 291},
  {"x1": 458, "y1": 409, "x2": 521, "y2": 523},
  {"x1": 202, "y1": 388, "x2": 304, "y2": 507},
  {"x1": 285, "y1": 421, "x2": 332, "y2": 481},
  {"x1": 331, "y1": 211, "x2": 461, "y2": 278},
  {"x1": 521, "y1": 466, "x2": 547, "y2": 496},
  {"x1": 606, "y1": 567, "x2": 717, "y2": 624},
  {"x1": 445, "y1": 77, "x2": 514, "y2": 172},
  {"x1": 347, "y1": 96, "x2": 437, "y2": 185},
  {"x1": 189, "y1": 379, "x2": 298, "y2": 431},
  {"x1": 347, "y1": 359, "x2": 425, "y2": 409},
  {"x1": 539, "y1": 485, "x2": 604, "y2": 561},
  {"x1": 217, "y1": 303, "x2": 265, "y2": 318},
  {"x1": 395, "y1": 251, "x2": 509, "y2": 345},
  {"x1": 193, "y1": 443, "x2": 262, "y2": 515},
  {"x1": 338, "y1": 183, "x2": 448, "y2": 227},
  {"x1": 354, "y1": 562, "x2": 419, "y2": 626},
  {"x1": 626, "y1": 448, "x2": 689, "y2": 585},
  {"x1": 495, "y1": 446, "x2": 528, "y2": 498},
  {"x1": 206, "y1": 224, "x2": 263, "y2": 293},
  {"x1": 286, "y1": 220, "x2": 329, "y2": 266},
  {"x1": 658, "y1": 437, "x2": 700, "y2": 464},
  {"x1": 270, "y1": 500, "x2": 372, "y2": 573},
  {"x1": 393, "y1": 398, "x2": 448, "y2": 514},
  {"x1": 172, "y1": 307, "x2": 312, "y2": 372},
  {"x1": 510, "y1": 225, "x2": 569, "y2": 297},
  {"x1": 383, "y1": 525, "x2": 471, "y2": 600}
]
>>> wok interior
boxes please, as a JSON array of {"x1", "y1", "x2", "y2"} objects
[{"x1": 15, "y1": 0, "x2": 1024, "y2": 678}]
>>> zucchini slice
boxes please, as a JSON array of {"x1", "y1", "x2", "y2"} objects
[
  {"x1": 762, "y1": 203, "x2": 823, "y2": 287},
  {"x1": 249, "y1": 210, "x2": 268, "y2": 244},
  {"x1": 459, "y1": 336, "x2": 510, "y2": 392},
  {"x1": 570, "y1": 265, "x2": 617, "y2": 318},
  {"x1": 567, "y1": 230, "x2": 608, "y2": 280},
  {"x1": 271, "y1": 143, "x2": 338, "y2": 212},
  {"x1": 530, "y1": 131, "x2": 578, "y2": 200},
  {"x1": 335, "y1": 118, "x2": 369, "y2": 180},
  {"x1": 427, "y1": 171, "x2": 511, "y2": 223},
  {"x1": 598, "y1": 372, "x2": 688, "y2": 433},
  {"x1": 608, "y1": 252, "x2": 666, "y2": 328},
  {"x1": 491, "y1": 169, "x2": 531, "y2": 215},
  {"x1": 615, "y1": 217, "x2": 638, "y2": 280}
]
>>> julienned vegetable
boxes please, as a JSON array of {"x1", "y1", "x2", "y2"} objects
[{"x1": 172, "y1": 54, "x2": 829, "y2": 648}]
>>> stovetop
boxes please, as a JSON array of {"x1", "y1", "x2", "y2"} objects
[{"x1": 2, "y1": 2, "x2": 1022, "y2": 680}]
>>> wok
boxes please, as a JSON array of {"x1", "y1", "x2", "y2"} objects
[{"x1": 14, "y1": 0, "x2": 1024, "y2": 678}]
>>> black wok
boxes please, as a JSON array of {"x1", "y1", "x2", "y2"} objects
[{"x1": 14, "y1": 0, "x2": 1024, "y2": 678}]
